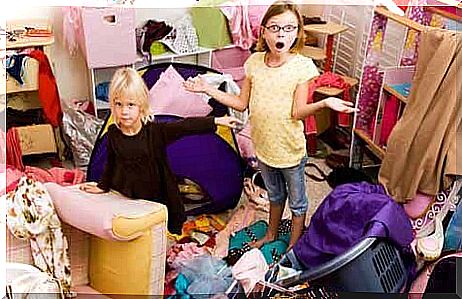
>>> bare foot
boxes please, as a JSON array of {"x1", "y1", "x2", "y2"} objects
[{"x1": 250, "y1": 232, "x2": 276, "y2": 249}]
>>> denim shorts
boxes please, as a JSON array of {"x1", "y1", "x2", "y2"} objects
[{"x1": 258, "y1": 156, "x2": 308, "y2": 217}]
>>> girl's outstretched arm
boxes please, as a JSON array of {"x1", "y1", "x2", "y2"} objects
[
  {"x1": 160, "y1": 116, "x2": 243, "y2": 144},
  {"x1": 292, "y1": 80, "x2": 357, "y2": 120},
  {"x1": 183, "y1": 75, "x2": 252, "y2": 112}
]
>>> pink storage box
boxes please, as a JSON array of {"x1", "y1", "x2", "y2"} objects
[
  {"x1": 212, "y1": 47, "x2": 250, "y2": 87},
  {"x1": 80, "y1": 7, "x2": 137, "y2": 68}
]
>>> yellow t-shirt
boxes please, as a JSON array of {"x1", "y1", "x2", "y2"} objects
[{"x1": 244, "y1": 52, "x2": 319, "y2": 168}]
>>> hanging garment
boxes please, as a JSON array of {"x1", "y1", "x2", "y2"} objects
[
  {"x1": 62, "y1": 6, "x2": 84, "y2": 56},
  {"x1": 379, "y1": 28, "x2": 462, "y2": 203},
  {"x1": 6, "y1": 127, "x2": 24, "y2": 171},
  {"x1": 6, "y1": 176, "x2": 72, "y2": 295},
  {"x1": 28, "y1": 49, "x2": 63, "y2": 127},
  {"x1": 6, "y1": 54, "x2": 27, "y2": 84},
  {"x1": 379, "y1": 94, "x2": 400, "y2": 146}
]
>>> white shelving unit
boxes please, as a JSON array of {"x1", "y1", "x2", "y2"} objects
[{"x1": 90, "y1": 44, "x2": 237, "y2": 118}]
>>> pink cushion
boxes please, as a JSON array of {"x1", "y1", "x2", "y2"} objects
[
  {"x1": 148, "y1": 66, "x2": 212, "y2": 117},
  {"x1": 44, "y1": 183, "x2": 166, "y2": 242}
]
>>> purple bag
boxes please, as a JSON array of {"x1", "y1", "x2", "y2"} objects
[{"x1": 293, "y1": 182, "x2": 413, "y2": 268}]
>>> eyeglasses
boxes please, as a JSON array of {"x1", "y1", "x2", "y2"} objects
[{"x1": 264, "y1": 24, "x2": 298, "y2": 33}]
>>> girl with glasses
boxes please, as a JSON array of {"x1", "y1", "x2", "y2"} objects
[{"x1": 184, "y1": 0, "x2": 356, "y2": 250}]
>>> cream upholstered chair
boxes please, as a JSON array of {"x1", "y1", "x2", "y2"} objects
[{"x1": 6, "y1": 183, "x2": 168, "y2": 297}]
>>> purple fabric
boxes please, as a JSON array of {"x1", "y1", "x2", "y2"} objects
[
  {"x1": 88, "y1": 63, "x2": 244, "y2": 216},
  {"x1": 293, "y1": 182, "x2": 413, "y2": 268}
]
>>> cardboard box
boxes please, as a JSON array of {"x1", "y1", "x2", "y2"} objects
[{"x1": 17, "y1": 124, "x2": 57, "y2": 156}]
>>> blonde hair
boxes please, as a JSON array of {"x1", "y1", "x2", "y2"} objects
[
  {"x1": 255, "y1": 0, "x2": 305, "y2": 53},
  {"x1": 108, "y1": 67, "x2": 151, "y2": 125}
]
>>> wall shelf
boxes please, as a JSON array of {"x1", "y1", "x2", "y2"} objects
[
  {"x1": 383, "y1": 83, "x2": 408, "y2": 104},
  {"x1": 354, "y1": 128, "x2": 386, "y2": 160}
]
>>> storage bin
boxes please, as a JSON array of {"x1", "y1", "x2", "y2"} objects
[
  {"x1": 212, "y1": 47, "x2": 250, "y2": 87},
  {"x1": 80, "y1": 7, "x2": 137, "y2": 68},
  {"x1": 279, "y1": 238, "x2": 408, "y2": 293}
]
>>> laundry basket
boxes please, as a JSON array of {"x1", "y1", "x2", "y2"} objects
[
  {"x1": 278, "y1": 237, "x2": 408, "y2": 293},
  {"x1": 6, "y1": 263, "x2": 63, "y2": 298}
]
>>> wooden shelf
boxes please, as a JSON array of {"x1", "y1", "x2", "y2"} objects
[
  {"x1": 303, "y1": 22, "x2": 349, "y2": 35},
  {"x1": 6, "y1": 35, "x2": 54, "y2": 50},
  {"x1": 6, "y1": 58, "x2": 39, "y2": 94},
  {"x1": 315, "y1": 75, "x2": 359, "y2": 97},
  {"x1": 300, "y1": 45, "x2": 326, "y2": 61},
  {"x1": 383, "y1": 84, "x2": 408, "y2": 104},
  {"x1": 354, "y1": 128, "x2": 386, "y2": 160},
  {"x1": 374, "y1": 6, "x2": 426, "y2": 32}
]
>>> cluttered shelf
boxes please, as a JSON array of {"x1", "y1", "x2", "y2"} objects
[
  {"x1": 383, "y1": 83, "x2": 409, "y2": 104},
  {"x1": 6, "y1": 35, "x2": 54, "y2": 50},
  {"x1": 353, "y1": 128, "x2": 386, "y2": 160}
]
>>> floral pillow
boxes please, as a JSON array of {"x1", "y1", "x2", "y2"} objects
[{"x1": 148, "y1": 65, "x2": 213, "y2": 117}]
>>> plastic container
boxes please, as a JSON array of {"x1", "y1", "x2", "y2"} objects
[
  {"x1": 279, "y1": 238, "x2": 408, "y2": 293},
  {"x1": 212, "y1": 47, "x2": 251, "y2": 88},
  {"x1": 80, "y1": 7, "x2": 137, "y2": 68}
]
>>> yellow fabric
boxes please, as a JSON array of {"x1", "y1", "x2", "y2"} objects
[
  {"x1": 112, "y1": 203, "x2": 167, "y2": 239},
  {"x1": 89, "y1": 230, "x2": 153, "y2": 295},
  {"x1": 216, "y1": 125, "x2": 237, "y2": 152},
  {"x1": 244, "y1": 52, "x2": 318, "y2": 167}
]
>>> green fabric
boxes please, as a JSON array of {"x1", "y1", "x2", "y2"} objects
[
  {"x1": 228, "y1": 220, "x2": 268, "y2": 250},
  {"x1": 150, "y1": 42, "x2": 167, "y2": 55},
  {"x1": 191, "y1": 0, "x2": 232, "y2": 48},
  {"x1": 260, "y1": 240, "x2": 289, "y2": 265}
]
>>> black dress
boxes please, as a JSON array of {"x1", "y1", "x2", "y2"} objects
[{"x1": 97, "y1": 116, "x2": 216, "y2": 234}]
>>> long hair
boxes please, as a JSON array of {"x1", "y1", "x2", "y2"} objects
[
  {"x1": 255, "y1": 0, "x2": 305, "y2": 53},
  {"x1": 108, "y1": 67, "x2": 151, "y2": 126}
]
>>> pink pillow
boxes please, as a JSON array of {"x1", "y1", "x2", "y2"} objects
[{"x1": 148, "y1": 66, "x2": 213, "y2": 117}]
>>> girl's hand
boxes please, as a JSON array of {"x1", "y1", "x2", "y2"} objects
[
  {"x1": 183, "y1": 75, "x2": 210, "y2": 93},
  {"x1": 80, "y1": 182, "x2": 106, "y2": 194},
  {"x1": 324, "y1": 97, "x2": 358, "y2": 113},
  {"x1": 214, "y1": 116, "x2": 243, "y2": 129}
]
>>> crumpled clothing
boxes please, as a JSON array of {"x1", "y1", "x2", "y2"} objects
[
  {"x1": 161, "y1": 14, "x2": 199, "y2": 54},
  {"x1": 175, "y1": 254, "x2": 233, "y2": 296},
  {"x1": 199, "y1": 73, "x2": 248, "y2": 126},
  {"x1": 6, "y1": 165, "x2": 86, "y2": 194},
  {"x1": 6, "y1": 176, "x2": 72, "y2": 295},
  {"x1": 231, "y1": 248, "x2": 268, "y2": 295},
  {"x1": 167, "y1": 242, "x2": 209, "y2": 268}
]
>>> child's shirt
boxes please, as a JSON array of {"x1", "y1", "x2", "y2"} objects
[
  {"x1": 97, "y1": 116, "x2": 216, "y2": 234},
  {"x1": 244, "y1": 52, "x2": 319, "y2": 168}
]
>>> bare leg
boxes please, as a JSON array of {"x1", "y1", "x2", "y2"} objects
[
  {"x1": 251, "y1": 201, "x2": 284, "y2": 248},
  {"x1": 287, "y1": 213, "x2": 306, "y2": 251}
]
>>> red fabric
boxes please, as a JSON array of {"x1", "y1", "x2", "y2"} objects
[
  {"x1": 6, "y1": 128, "x2": 24, "y2": 171},
  {"x1": 379, "y1": 94, "x2": 400, "y2": 146},
  {"x1": 6, "y1": 165, "x2": 86, "y2": 193},
  {"x1": 0, "y1": 128, "x2": 6, "y2": 166},
  {"x1": 305, "y1": 72, "x2": 352, "y2": 134},
  {"x1": 28, "y1": 49, "x2": 63, "y2": 127}
]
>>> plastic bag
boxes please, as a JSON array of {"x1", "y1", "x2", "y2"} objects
[
  {"x1": 174, "y1": 254, "x2": 233, "y2": 296},
  {"x1": 62, "y1": 99, "x2": 103, "y2": 168}
]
